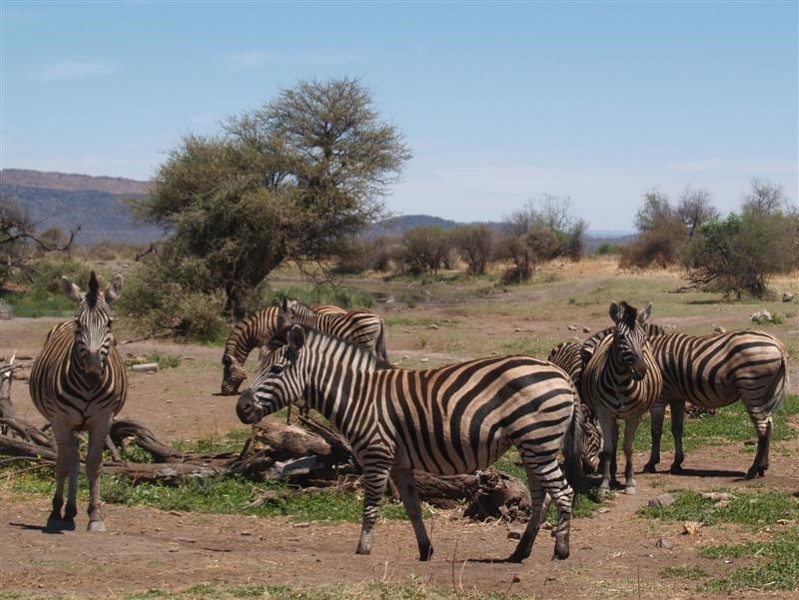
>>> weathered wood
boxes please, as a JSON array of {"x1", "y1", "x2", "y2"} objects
[
  {"x1": 0, "y1": 434, "x2": 58, "y2": 461},
  {"x1": 463, "y1": 467, "x2": 531, "y2": 522},
  {"x1": 254, "y1": 420, "x2": 333, "y2": 460},
  {"x1": 109, "y1": 418, "x2": 188, "y2": 463}
]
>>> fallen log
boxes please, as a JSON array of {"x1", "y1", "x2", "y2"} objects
[
  {"x1": 463, "y1": 467, "x2": 531, "y2": 522},
  {"x1": 0, "y1": 434, "x2": 57, "y2": 461},
  {"x1": 109, "y1": 418, "x2": 188, "y2": 463}
]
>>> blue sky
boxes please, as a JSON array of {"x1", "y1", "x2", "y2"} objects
[{"x1": 2, "y1": 1, "x2": 797, "y2": 231}]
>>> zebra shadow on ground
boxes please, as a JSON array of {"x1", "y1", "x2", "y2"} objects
[{"x1": 8, "y1": 522, "x2": 66, "y2": 535}]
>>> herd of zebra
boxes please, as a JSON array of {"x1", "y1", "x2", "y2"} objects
[{"x1": 28, "y1": 271, "x2": 790, "y2": 564}]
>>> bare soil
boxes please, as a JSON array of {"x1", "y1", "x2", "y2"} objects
[{"x1": 1, "y1": 267, "x2": 798, "y2": 599}]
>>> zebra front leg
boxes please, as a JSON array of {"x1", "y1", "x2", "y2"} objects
[
  {"x1": 596, "y1": 410, "x2": 615, "y2": 495},
  {"x1": 355, "y1": 462, "x2": 391, "y2": 555},
  {"x1": 391, "y1": 468, "x2": 433, "y2": 561},
  {"x1": 47, "y1": 422, "x2": 77, "y2": 531},
  {"x1": 644, "y1": 395, "x2": 667, "y2": 473},
  {"x1": 86, "y1": 419, "x2": 112, "y2": 531},
  {"x1": 669, "y1": 397, "x2": 686, "y2": 474},
  {"x1": 622, "y1": 416, "x2": 641, "y2": 494},
  {"x1": 746, "y1": 415, "x2": 773, "y2": 479}
]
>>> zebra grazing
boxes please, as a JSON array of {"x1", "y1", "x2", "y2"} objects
[
  {"x1": 643, "y1": 330, "x2": 789, "y2": 479},
  {"x1": 580, "y1": 301, "x2": 662, "y2": 494},
  {"x1": 29, "y1": 271, "x2": 127, "y2": 532},
  {"x1": 237, "y1": 326, "x2": 583, "y2": 562},
  {"x1": 547, "y1": 341, "x2": 602, "y2": 473},
  {"x1": 220, "y1": 303, "x2": 346, "y2": 395}
]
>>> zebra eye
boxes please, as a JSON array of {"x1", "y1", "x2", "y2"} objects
[{"x1": 269, "y1": 365, "x2": 285, "y2": 375}]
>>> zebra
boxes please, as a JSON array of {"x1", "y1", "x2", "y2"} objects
[
  {"x1": 643, "y1": 329, "x2": 789, "y2": 479},
  {"x1": 237, "y1": 325, "x2": 583, "y2": 563},
  {"x1": 580, "y1": 301, "x2": 662, "y2": 495},
  {"x1": 29, "y1": 271, "x2": 127, "y2": 532},
  {"x1": 547, "y1": 341, "x2": 602, "y2": 473},
  {"x1": 220, "y1": 303, "x2": 346, "y2": 395}
]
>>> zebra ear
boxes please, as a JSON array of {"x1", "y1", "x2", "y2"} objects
[
  {"x1": 638, "y1": 302, "x2": 653, "y2": 325},
  {"x1": 608, "y1": 302, "x2": 623, "y2": 324},
  {"x1": 61, "y1": 276, "x2": 84, "y2": 304},
  {"x1": 105, "y1": 274, "x2": 124, "y2": 303},
  {"x1": 287, "y1": 325, "x2": 305, "y2": 359}
]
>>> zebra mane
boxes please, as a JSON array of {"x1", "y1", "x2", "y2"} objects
[
  {"x1": 86, "y1": 271, "x2": 100, "y2": 309},
  {"x1": 618, "y1": 301, "x2": 638, "y2": 329},
  {"x1": 266, "y1": 324, "x2": 391, "y2": 369}
]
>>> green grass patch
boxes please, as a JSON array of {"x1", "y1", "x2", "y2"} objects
[
  {"x1": 498, "y1": 336, "x2": 560, "y2": 360},
  {"x1": 638, "y1": 490, "x2": 799, "y2": 528},
  {"x1": 3, "y1": 293, "x2": 74, "y2": 318},
  {"x1": 172, "y1": 429, "x2": 253, "y2": 455},
  {"x1": 660, "y1": 565, "x2": 708, "y2": 580},
  {"x1": 144, "y1": 352, "x2": 182, "y2": 370},
  {"x1": 699, "y1": 531, "x2": 799, "y2": 592},
  {"x1": 260, "y1": 283, "x2": 374, "y2": 310}
]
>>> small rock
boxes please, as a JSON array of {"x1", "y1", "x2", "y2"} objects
[
  {"x1": 427, "y1": 324, "x2": 440, "y2": 330},
  {"x1": 567, "y1": 325, "x2": 578, "y2": 331},
  {"x1": 514, "y1": 327, "x2": 522, "y2": 332},
  {"x1": 682, "y1": 521, "x2": 702, "y2": 535},
  {"x1": 648, "y1": 493, "x2": 676, "y2": 509},
  {"x1": 420, "y1": 358, "x2": 429, "y2": 363},
  {"x1": 783, "y1": 292, "x2": 795, "y2": 303},
  {"x1": 507, "y1": 527, "x2": 524, "y2": 540},
  {"x1": 131, "y1": 363, "x2": 159, "y2": 373},
  {"x1": 598, "y1": 507, "x2": 610, "y2": 514},
  {"x1": 751, "y1": 309, "x2": 773, "y2": 324},
  {"x1": 655, "y1": 537, "x2": 673, "y2": 549},
  {"x1": 174, "y1": 537, "x2": 196, "y2": 544},
  {"x1": 582, "y1": 326, "x2": 591, "y2": 333},
  {"x1": 402, "y1": 355, "x2": 410, "y2": 360},
  {"x1": 713, "y1": 325, "x2": 726, "y2": 334},
  {"x1": 241, "y1": 530, "x2": 253, "y2": 536},
  {"x1": 700, "y1": 492, "x2": 734, "y2": 503},
  {"x1": 292, "y1": 522, "x2": 311, "y2": 528},
  {"x1": 512, "y1": 574, "x2": 521, "y2": 583}
]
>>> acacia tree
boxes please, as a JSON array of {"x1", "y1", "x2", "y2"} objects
[
  {"x1": 132, "y1": 78, "x2": 411, "y2": 318},
  {"x1": 1, "y1": 195, "x2": 78, "y2": 285},
  {"x1": 451, "y1": 224, "x2": 495, "y2": 275}
]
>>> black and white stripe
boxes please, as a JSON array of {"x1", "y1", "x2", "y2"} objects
[
  {"x1": 548, "y1": 341, "x2": 602, "y2": 473},
  {"x1": 643, "y1": 329, "x2": 789, "y2": 479},
  {"x1": 580, "y1": 301, "x2": 663, "y2": 494},
  {"x1": 29, "y1": 271, "x2": 127, "y2": 532},
  {"x1": 220, "y1": 303, "x2": 346, "y2": 394},
  {"x1": 237, "y1": 326, "x2": 583, "y2": 563}
]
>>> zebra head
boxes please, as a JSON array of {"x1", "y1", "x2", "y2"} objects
[
  {"x1": 62, "y1": 271, "x2": 123, "y2": 384},
  {"x1": 220, "y1": 354, "x2": 246, "y2": 395},
  {"x1": 608, "y1": 301, "x2": 652, "y2": 381},
  {"x1": 236, "y1": 325, "x2": 306, "y2": 424}
]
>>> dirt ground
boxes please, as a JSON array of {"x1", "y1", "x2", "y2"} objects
[{"x1": 1, "y1": 265, "x2": 798, "y2": 599}]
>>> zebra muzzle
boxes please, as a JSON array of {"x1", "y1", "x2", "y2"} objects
[{"x1": 236, "y1": 389, "x2": 262, "y2": 424}]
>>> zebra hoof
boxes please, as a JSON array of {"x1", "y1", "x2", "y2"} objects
[
  {"x1": 624, "y1": 486, "x2": 636, "y2": 495},
  {"x1": 46, "y1": 518, "x2": 75, "y2": 532},
  {"x1": 87, "y1": 520, "x2": 107, "y2": 532},
  {"x1": 643, "y1": 463, "x2": 657, "y2": 474},
  {"x1": 507, "y1": 551, "x2": 528, "y2": 564}
]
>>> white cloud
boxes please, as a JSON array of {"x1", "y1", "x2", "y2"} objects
[
  {"x1": 35, "y1": 60, "x2": 117, "y2": 81},
  {"x1": 225, "y1": 51, "x2": 272, "y2": 70}
]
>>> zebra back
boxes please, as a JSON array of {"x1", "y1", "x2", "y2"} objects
[{"x1": 279, "y1": 299, "x2": 390, "y2": 364}]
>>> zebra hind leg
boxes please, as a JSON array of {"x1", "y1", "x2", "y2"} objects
[
  {"x1": 668, "y1": 397, "x2": 686, "y2": 474},
  {"x1": 355, "y1": 462, "x2": 391, "y2": 555},
  {"x1": 508, "y1": 465, "x2": 546, "y2": 563},
  {"x1": 644, "y1": 395, "x2": 667, "y2": 473},
  {"x1": 391, "y1": 468, "x2": 433, "y2": 561},
  {"x1": 746, "y1": 417, "x2": 773, "y2": 480}
]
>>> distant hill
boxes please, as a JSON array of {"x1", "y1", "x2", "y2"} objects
[
  {"x1": 1, "y1": 169, "x2": 633, "y2": 249},
  {"x1": 0, "y1": 169, "x2": 161, "y2": 245}
]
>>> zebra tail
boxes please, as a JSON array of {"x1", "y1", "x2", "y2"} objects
[
  {"x1": 563, "y1": 391, "x2": 585, "y2": 496},
  {"x1": 375, "y1": 319, "x2": 392, "y2": 368},
  {"x1": 763, "y1": 349, "x2": 790, "y2": 417}
]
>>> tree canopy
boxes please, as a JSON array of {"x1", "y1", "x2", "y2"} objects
[{"x1": 131, "y1": 77, "x2": 411, "y2": 318}]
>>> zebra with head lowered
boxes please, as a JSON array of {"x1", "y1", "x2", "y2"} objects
[
  {"x1": 29, "y1": 271, "x2": 127, "y2": 531},
  {"x1": 220, "y1": 303, "x2": 346, "y2": 395},
  {"x1": 643, "y1": 329, "x2": 789, "y2": 479},
  {"x1": 580, "y1": 301, "x2": 663, "y2": 495},
  {"x1": 237, "y1": 326, "x2": 583, "y2": 562}
]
